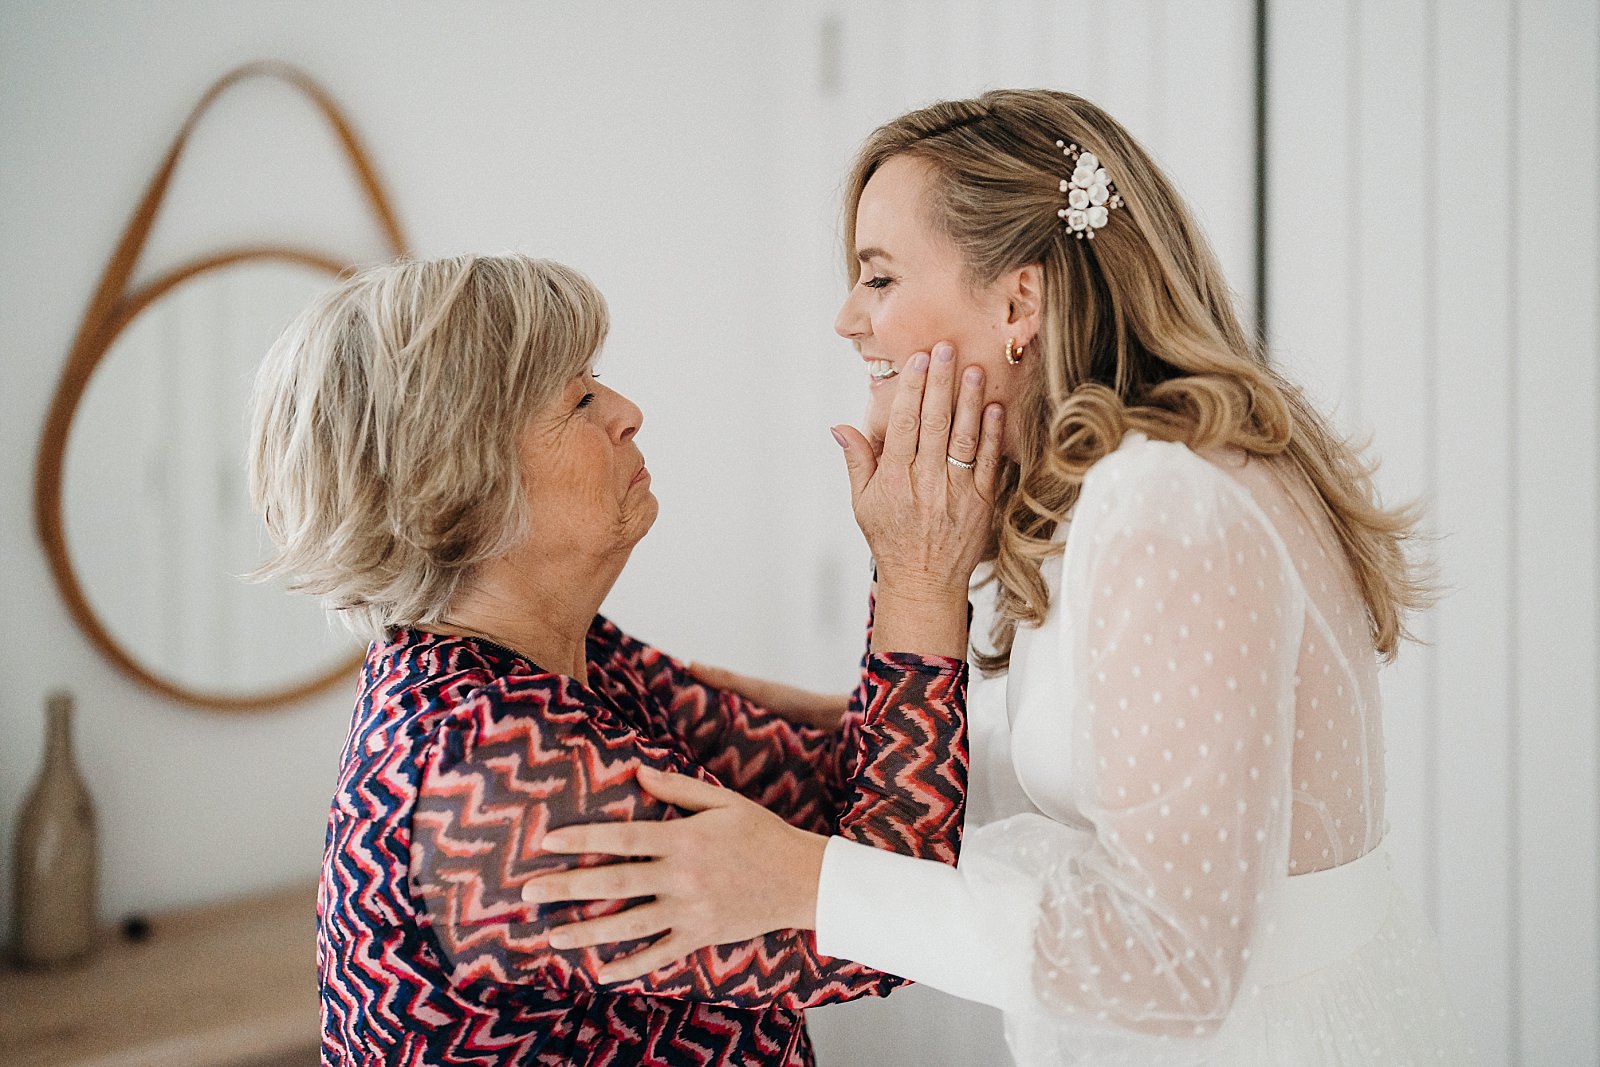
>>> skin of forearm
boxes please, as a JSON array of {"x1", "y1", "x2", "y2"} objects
[
  {"x1": 868, "y1": 586, "x2": 969, "y2": 661},
  {"x1": 777, "y1": 826, "x2": 831, "y2": 930}
]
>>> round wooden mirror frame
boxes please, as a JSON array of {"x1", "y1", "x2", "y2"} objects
[{"x1": 33, "y1": 62, "x2": 410, "y2": 711}]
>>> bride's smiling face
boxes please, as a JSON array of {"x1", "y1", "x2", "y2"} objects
[{"x1": 834, "y1": 154, "x2": 1037, "y2": 455}]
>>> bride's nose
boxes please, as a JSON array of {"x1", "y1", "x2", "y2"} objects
[{"x1": 834, "y1": 289, "x2": 869, "y2": 341}]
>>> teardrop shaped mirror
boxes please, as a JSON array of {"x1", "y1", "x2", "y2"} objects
[
  {"x1": 35, "y1": 63, "x2": 408, "y2": 711},
  {"x1": 61, "y1": 253, "x2": 361, "y2": 703}
]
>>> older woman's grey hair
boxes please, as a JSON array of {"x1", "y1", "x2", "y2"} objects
[{"x1": 248, "y1": 253, "x2": 609, "y2": 638}]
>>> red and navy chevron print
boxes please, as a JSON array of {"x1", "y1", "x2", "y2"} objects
[{"x1": 317, "y1": 615, "x2": 967, "y2": 1066}]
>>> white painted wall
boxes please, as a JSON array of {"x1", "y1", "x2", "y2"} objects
[
  {"x1": 0, "y1": 0, "x2": 788, "y2": 932},
  {"x1": 16, "y1": 1, "x2": 1583, "y2": 1064},
  {"x1": 1268, "y1": 2, "x2": 1600, "y2": 1064},
  {"x1": 0, "y1": 4, "x2": 1250, "y2": 1062},
  {"x1": 766, "y1": 0, "x2": 1259, "y2": 690}
]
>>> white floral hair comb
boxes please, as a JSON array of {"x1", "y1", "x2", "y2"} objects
[{"x1": 1054, "y1": 140, "x2": 1123, "y2": 239}]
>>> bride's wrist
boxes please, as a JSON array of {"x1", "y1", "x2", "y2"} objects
[{"x1": 782, "y1": 828, "x2": 829, "y2": 931}]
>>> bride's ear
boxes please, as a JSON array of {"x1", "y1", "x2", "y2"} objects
[{"x1": 1003, "y1": 263, "x2": 1044, "y2": 347}]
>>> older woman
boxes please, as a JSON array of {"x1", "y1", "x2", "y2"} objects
[{"x1": 247, "y1": 254, "x2": 1002, "y2": 1066}]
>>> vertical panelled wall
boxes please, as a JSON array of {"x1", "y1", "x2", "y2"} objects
[
  {"x1": 763, "y1": 0, "x2": 1257, "y2": 682},
  {"x1": 1268, "y1": 2, "x2": 1600, "y2": 1064},
  {"x1": 759, "y1": 3, "x2": 1256, "y2": 1064}
]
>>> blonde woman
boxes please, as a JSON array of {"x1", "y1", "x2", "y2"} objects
[{"x1": 525, "y1": 92, "x2": 1475, "y2": 1064}]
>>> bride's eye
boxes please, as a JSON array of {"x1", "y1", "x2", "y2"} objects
[
  {"x1": 864, "y1": 275, "x2": 894, "y2": 290},
  {"x1": 575, "y1": 392, "x2": 596, "y2": 410}
]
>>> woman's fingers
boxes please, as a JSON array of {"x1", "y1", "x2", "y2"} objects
[
  {"x1": 946, "y1": 364, "x2": 985, "y2": 468},
  {"x1": 684, "y1": 661, "x2": 740, "y2": 691},
  {"x1": 539, "y1": 818, "x2": 674, "y2": 858},
  {"x1": 521, "y1": 858, "x2": 664, "y2": 903},
  {"x1": 687, "y1": 662, "x2": 849, "y2": 727},
  {"x1": 831, "y1": 423, "x2": 878, "y2": 501},
  {"x1": 974, "y1": 403, "x2": 1005, "y2": 500},
  {"x1": 878, "y1": 351, "x2": 929, "y2": 467},
  {"x1": 913, "y1": 342, "x2": 958, "y2": 479},
  {"x1": 547, "y1": 901, "x2": 671, "y2": 950},
  {"x1": 598, "y1": 933, "x2": 695, "y2": 984},
  {"x1": 634, "y1": 766, "x2": 735, "y2": 812}
]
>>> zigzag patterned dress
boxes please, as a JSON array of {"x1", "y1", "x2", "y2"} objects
[{"x1": 317, "y1": 615, "x2": 967, "y2": 1066}]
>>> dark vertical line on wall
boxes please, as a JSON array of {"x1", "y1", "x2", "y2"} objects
[
  {"x1": 1347, "y1": 1, "x2": 1363, "y2": 426},
  {"x1": 1032, "y1": 0, "x2": 1054, "y2": 89},
  {"x1": 1148, "y1": 2, "x2": 1168, "y2": 150},
  {"x1": 1421, "y1": 0, "x2": 1442, "y2": 933},
  {"x1": 1254, "y1": 0, "x2": 1269, "y2": 344},
  {"x1": 1087, "y1": 4, "x2": 1105, "y2": 93},
  {"x1": 883, "y1": 0, "x2": 906, "y2": 112},
  {"x1": 818, "y1": 14, "x2": 843, "y2": 99},
  {"x1": 1506, "y1": 2, "x2": 1522, "y2": 1062}
]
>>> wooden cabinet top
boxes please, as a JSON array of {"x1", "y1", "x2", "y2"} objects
[{"x1": 0, "y1": 884, "x2": 318, "y2": 1067}]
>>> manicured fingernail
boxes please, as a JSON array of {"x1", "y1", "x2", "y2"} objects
[
  {"x1": 909, "y1": 352, "x2": 929, "y2": 372},
  {"x1": 964, "y1": 367, "x2": 983, "y2": 386},
  {"x1": 542, "y1": 832, "x2": 570, "y2": 851},
  {"x1": 986, "y1": 404, "x2": 1003, "y2": 421},
  {"x1": 549, "y1": 932, "x2": 573, "y2": 948},
  {"x1": 934, "y1": 343, "x2": 954, "y2": 362},
  {"x1": 598, "y1": 968, "x2": 617, "y2": 983},
  {"x1": 522, "y1": 881, "x2": 547, "y2": 901},
  {"x1": 830, "y1": 427, "x2": 848, "y2": 448},
  {"x1": 637, "y1": 766, "x2": 661, "y2": 780}
]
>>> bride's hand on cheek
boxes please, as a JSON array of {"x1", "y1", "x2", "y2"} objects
[
  {"x1": 835, "y1": 343, "x2": 1003, "y2": 594},
  {"x1": 522, "y1": 767, "x2": 828, "y2": 983}
]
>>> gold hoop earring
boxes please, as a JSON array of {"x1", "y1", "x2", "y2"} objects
[{"x1": 1005, "y1": 337, "x2": 1025, "y2": 365}]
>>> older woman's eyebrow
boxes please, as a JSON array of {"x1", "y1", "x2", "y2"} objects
[{"x1": 856, "y1": 247, "x2": 894, "y2": 263}]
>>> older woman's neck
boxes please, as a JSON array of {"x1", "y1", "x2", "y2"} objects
[{"x1": 443, "y1": 556, "x2": 621, "y2": 683}]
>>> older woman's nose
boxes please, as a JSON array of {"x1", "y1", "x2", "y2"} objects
[{"x1": 607, "y1": 388, "x2": 643, "y2": 442}]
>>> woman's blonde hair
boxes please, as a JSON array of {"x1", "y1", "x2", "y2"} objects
[
  {"x1": 248, "y1": 253, "x2": 608, "y2": 639},
  {"x1": 843, "y1": 89, "x2": 1430, "y2": 672}
]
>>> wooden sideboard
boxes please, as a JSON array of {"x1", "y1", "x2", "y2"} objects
[{"x1": 0, "y1": 884, "x2": 319, "y2": 1067}]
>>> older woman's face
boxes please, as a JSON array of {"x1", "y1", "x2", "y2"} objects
[
  {"x1": 518, "y1": 369, "x2": 657, "y2": 565},
  {"x1": 834, "y1": 154, "x2": 1028, "y2": 455}
]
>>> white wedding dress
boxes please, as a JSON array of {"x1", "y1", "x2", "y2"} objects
[{"x1": 816, "y1": 432, "x2": 1475, "y2": 1065}]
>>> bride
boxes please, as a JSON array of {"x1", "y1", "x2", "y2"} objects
[{"x1": 523, "y1": 90, "x2": 1476, "y2": 1064}]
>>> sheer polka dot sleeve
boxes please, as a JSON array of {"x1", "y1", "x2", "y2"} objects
[
  {"x1": 814, "y1": 439, "x2": 1308, "y2": 1059},
  {"x1": 1025, "y1": 440, "x2": 1305, "y2": 1043}
]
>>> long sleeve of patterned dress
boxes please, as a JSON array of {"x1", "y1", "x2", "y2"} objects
[
  {"x1": 582, "y1": 617, "x2": 868, "y2": 837},
  {"x1": 815, "y1": 437, "x2": 1308, "y2": 1058},
  {"x1": 410, "y1": 641, "x2": 966, "y2": 1013}
]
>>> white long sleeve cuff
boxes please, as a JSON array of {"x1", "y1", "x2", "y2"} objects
[{"x1": 814, "y1": 834, "x2": 1044, "y2": 1013}]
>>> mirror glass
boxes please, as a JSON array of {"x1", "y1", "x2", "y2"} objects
[{"x1": 61, "y1": 258, "x2": 362, "y2": 698}]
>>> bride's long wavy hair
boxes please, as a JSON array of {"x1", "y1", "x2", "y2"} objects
[{"x1": 843, "y1": 89, "x2": 1431, "y2": 673}]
